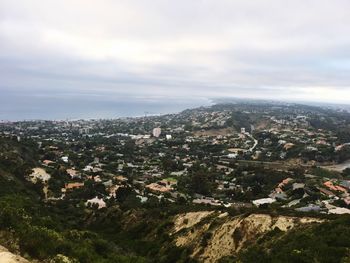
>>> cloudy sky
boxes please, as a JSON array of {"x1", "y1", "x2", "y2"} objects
[{"x1": 1, "y1": 0, "x2": 350, "y2": 119}]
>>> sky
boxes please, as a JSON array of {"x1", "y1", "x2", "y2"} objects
[{"x1": 1, "y1": 0, "x2": 350, "y2": 119}]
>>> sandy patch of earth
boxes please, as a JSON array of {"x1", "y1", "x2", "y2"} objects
[
  {"x1": 193, "y1": 128, "x2": 235, "y2": 137},
  {"x1": 0, "y1": 245, "x2": 30, "y2": 263},
  {"x1": 173, "y1": 211, "x2": 214, "y2": 233}
]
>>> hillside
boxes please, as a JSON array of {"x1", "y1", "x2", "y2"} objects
[
  {"x1": 0, "y1": 119, "x2": 350, "y2": 262},
  {"x1": 0, "y1": 138, "x2": 148, "y2": 262},
  {"x1": 0, "y1": 245, "x2": 30, "y2": 263},
  {"x1": 171, "y1": 211, "x2": 323, "y2": 262}
]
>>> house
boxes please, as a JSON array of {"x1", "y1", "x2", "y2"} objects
[
  {"x1": 286, "y1": 199, "x2": 301, "y2": 207},
  {"x1": 328, "y1": 207, "x2": 350, "y2": 215},
  {"x1": 94, "y1": 175, "x2": 102, "y2": 183},
  {"x1": 66, "y1": 168, "x2": 79, "y2": 179},
  {"x1": 316, "y1": 140, "x2": 328, "y2": 145},
  {"x1": 115, "y1": 175, "x2": 128, "y2": 182},
  {"x1": 278, "y1": 178, "x2": 293, "y2": 188},
  {"x1": 92, "y1": 167, "x2": 103, "y2": 173},
  {"x1": 295, "y1": 204, "x2": 321, "y2": 213},
  {"x1": 83, "y1": 165, "x2": 93, "y2": 172},
  {"x1": 227, "y1": 153, "x2": 237, "y2": 159},
  {"x1": 65, "y1": 182, "x2": 84, "y2": 190},
  {"x1": 340, "y1": 180, "x2": 350, "y2": 190},
  {"x1": 252, "y1": 198, "x2": 276, "y2": 207},
  {"x1": 146, "y1": 182, "x2": 173, "y2": 193},
  {"x1": 193, "y1": 198, "x2": 221, "y2": 206},
  {"x1": 103, "y1": 180, "x2": 113, "y2": 188},
  {"x1": 323, "y1": 181, "x2": 337, "y2": 191},
  {"x1": 284, "y1": 143, "x2": 295, "y2": 150},
  {"x1": 324, "y1": 181, "x2": 347, "y2": 193},
  {"x1": 275, "y1": 187, "x2": 283, "y2": 193},
  {"x1": 319, "y1": 187, "x2": 335, "y2": 197},
  {"x1": 152, "y1": 127, "x2": 161, "y2": 138},
  {"x1": 343, "y1": 197, "x2": 350, "y2": 206},
  {"x1": 42, "y1": 160, "x2": 55, "y2": 166},
  {"x1": 170, "y1": 171, "x2": 186, "y2": 176},
  {"x1": 85, "y1": 197, "x2": 106, "y2": 209},
  {"x1": 61, "y1": 156, "x2": 69, "y2": 163},
  {"x1": 292, "y1": 183, "x2": 305, "y2": 191}
]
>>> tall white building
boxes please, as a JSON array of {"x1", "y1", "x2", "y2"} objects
[{"x1": 152, "y1": 127, "x2": 162, "y2": 138}]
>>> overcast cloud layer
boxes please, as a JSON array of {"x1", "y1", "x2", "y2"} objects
[{"x1": 1, "y1": 0, "x2": 350, "y2": 119}]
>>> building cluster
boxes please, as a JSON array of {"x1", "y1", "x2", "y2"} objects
[{"x1": 1, "y1": 103, "x2": 349, "y2": 212}]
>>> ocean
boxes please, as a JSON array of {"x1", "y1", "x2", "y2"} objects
[{"x1": 0, "y1": 95, "x2": 212, "y2": 121}]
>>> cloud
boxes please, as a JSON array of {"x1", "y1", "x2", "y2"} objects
[{"x1": 1, "y1": 0, "x2": 350, "y2": 116}]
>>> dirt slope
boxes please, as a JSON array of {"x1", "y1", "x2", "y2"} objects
[
  {"x1": 173, "y1": 212, "x2": 323, "y2": 263},
  {"x1": 0, "y1": 245, "x2": 30, "y2": 263}
]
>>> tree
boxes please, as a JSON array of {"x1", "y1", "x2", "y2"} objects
[{"x1": 190, "y1": 170, "x2": 212, "y2": 195}]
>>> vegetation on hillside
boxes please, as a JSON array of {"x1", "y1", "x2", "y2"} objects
[
  {"x1": 1, "y1": 136, "x2": 350, "y2": 263},
  {"x1": 237, "y1": 216, "x2": 350, "y2": 263}
]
